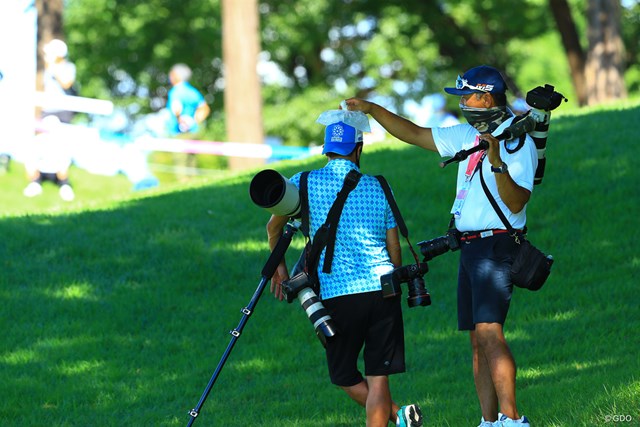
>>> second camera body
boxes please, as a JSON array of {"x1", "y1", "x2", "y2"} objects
[{"x1": 380, "y1": 262, "x2": 431, "y2": 308}]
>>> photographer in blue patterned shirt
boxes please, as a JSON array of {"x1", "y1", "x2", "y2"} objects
[{"x1": 266, "y1": 120, "x2": 423, "y2": 427}]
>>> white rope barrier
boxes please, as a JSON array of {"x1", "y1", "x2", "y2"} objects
[{"x1": 34, "y1": 91, "x2": 114, "y2": 115}]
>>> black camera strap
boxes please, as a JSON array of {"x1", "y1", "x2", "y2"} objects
[
  {"x1": 299, "y1": 171, "x2": 310, "y2": 237},
  {"x1": 478, "y1": 158, "x2": 525, "y2": 242},
  {"x1": 375, "y1": 175, "x2": 421, "y2": 265},
  {"x1": 321, "y1": 170, "x2": 362, "y2": 273},
  {"x1": 299, "y1": 169, "x2": 362, "y2": 275},
  {"x1": 300, "y1": 171, "x2": 418, "y2": 274}
]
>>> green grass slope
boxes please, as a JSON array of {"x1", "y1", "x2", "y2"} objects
[{"x1": 0, "y1": 99, "x2": 638, "y2": 426}]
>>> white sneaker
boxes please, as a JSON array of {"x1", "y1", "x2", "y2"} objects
[
  {"x1": 59, "y1": 184, "x2": 75, "y2": 201},
  {"x1": 497, "y1": 413, "x2": 530, "y2": 427},
  {"x1": 478, "y1": 417, "x2": 499, "y2": 427},
  {"x1": 396, "y1": 404, "x2": 423, "y2": 426},
  {"x1": 23, "y1": 182, "x2": 42, "y2": 197}
]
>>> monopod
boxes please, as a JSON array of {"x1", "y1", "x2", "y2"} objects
[{"x1": 185, "y1": 221, "x2": 300, "y2": 426}]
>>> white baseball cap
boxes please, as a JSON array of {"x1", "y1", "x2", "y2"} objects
[{"x1": 43, "y1": 39, "x2": 68, "y2": 59}]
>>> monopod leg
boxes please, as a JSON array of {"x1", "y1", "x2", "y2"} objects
[{"x1": 186, "y1": 222, "x2": 299, "y2": 426}]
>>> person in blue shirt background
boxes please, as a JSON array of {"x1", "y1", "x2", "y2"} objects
[{"x1": 166, "y1": 63, "x2": 210, "y2": 179}]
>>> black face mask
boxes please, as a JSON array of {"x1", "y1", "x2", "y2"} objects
[{"x1": 459, "y1": 105, "x2": 512, "y2": 134}]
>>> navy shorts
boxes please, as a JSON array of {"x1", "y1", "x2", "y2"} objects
[
  {"x1": 457, "y1": 233, "x2": 518, "y2": 331},
  {"x1": 322, "y1": 291, "x2": 405, "y2": 387},
  {"x1": 38, "y1": 172, "x2": 64, "y2": 185}
]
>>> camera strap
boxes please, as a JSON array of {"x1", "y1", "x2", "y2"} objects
[
  {"x1": 506, "y1": 133, "x2": 527, "y2": 154},
  {"x1": 299, "y1": 171, "x2": 310, "y2": 237},
  {"x1": 299, "y1": 169, "x2": 362, "y2": 275},
  {"x1": 321, "y1": 169, "x2": 362, "y2": 273},
  {"x1": 375, "y1": 175, "x2": 421, "y2": 265},
  {"x1": 478, "y1": 158, "x2": 526, "y2": 242}
]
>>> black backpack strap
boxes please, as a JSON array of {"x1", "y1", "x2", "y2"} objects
[
  {"x1": 375, "y1": 175, "x2": 420, "y2": 264},
  {"x1": 305, "y1": 169, "x2": 362, "y2": 274},
  {"x1": 299, "y1": 171, "x2": 310, "y2": 237},
  {"x1": 478, "y1": 158, "x2": 525, "y2": 243},
  {"x1": 320, "y1": 169, "x2": 362, "y2": 273}
]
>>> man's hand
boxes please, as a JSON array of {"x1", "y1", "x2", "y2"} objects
[
  {"x1": 270, "y1": 263, "x2": 289, "y2": 301},
  {"x1": 343, "y1": 98, "x2": 373, "y2": 114},
  {"x1": 479, "y1": 133, "x2": 502, "y2": 168}
]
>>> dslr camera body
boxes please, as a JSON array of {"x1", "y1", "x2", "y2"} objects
[
  {"x1": 380, "y1": 262, "x2": 431, "y2": 307},
  {"x1": 494, "y1": 84, "x2": 566, "y2": 185}
]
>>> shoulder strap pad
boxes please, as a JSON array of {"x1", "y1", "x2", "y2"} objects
[{"x1": 299, "y1": 171, "x2": 310, "y2": 237}]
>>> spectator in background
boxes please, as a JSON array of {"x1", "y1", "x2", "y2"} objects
[
  {"x1": 41, "y1": 39, "x2": 77, "y2": 124},
  {"x1": 166, "y1": 63, "x2": 210, "y2": 180},
  {"x1": 23, "y1": 39, "x2": 77, "y2": 201},
  {"x1": 23, "y1": 116, "x2": 75, "y2": 201}
]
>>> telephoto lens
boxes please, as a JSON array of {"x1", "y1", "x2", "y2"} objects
[
  {"x1": 418, "y1": 229, "x2": 460, "y2": 262},
  {"x1": 419, "y1": 236, "x2": 451, "y2": 261},
  {"x1": 297, "y1": 288, "x2": 338, "y2": 346},
  {"x1": 249, "y1": 169, "x2": 301, "y2": 217}
]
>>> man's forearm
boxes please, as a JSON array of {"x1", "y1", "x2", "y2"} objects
[
  {"x1": 368, "y1": 103, "x2": 437, "y2": 151},
  {"x1": 267, "y1": 215, "x2": 289, "y2": 251}
]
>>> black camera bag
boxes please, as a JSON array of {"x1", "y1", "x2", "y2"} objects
[
  {"x1": 478, "y1": 157, "x2": 553, "y2": 291},
  {"x1": 510, "y1": 238, "x2": 552, "y2": 291}
]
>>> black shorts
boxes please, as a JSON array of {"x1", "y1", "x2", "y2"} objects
[
  {"x1": 457, "y1": 233, "x2": 518, "y2": 331},
  {"x1": 322, "y1": 291, "x2": 405, "y2": 387},
  {"x1": 38, "y1": 172, "x2": 63, "y2": 185}
]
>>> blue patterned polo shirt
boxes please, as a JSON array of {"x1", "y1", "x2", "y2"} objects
[{"x1": 290, "y1": 159, "x2": 397, "y2": 300}]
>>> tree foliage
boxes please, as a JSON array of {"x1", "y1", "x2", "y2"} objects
[
  {"x1": 61, "y1": 0, "x2": 638, "y2": 145},
  {"x1": 65, "y1": 0, "x2": 221, "y2": 108}
]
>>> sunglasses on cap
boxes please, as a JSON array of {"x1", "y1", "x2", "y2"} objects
[{"x1": 456, "y1": 75, "x2": 494, "y2": 92}]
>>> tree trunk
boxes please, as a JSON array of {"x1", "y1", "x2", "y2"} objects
[
  {"x1": 35, "y1": 0, "x2": 64, "y2": 117},
  {"x1": 585, "y1": 0, "x2": 627, "y2": 105},
  {"x1": 222, "y1": 0, "x2": 264, "y2": 170},
  {"x1": 549, "y1": 0, "x2": 588, "y2": 106},
  {"x1": 35, "y1": 0, "x2": 63, "y2": 85}
]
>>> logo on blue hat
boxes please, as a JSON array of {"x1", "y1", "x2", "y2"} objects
[
  {"x1": 444, "y1": 65, "x2": 507, "y2": 96},
  {"x1": 330, "y1": 123, "x2": 346, "y2": 142},
  {"x1": 322, "y1": 121, "x2": 363, "y2": 155}
]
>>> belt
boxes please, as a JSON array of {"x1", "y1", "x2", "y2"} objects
[{"x1": 459, "y1": 229, "x2": 520, "y2": 242}]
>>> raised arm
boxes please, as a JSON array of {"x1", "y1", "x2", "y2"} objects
[{"x1": 344, "y1": 98, "x2": 437, "y2": 152}]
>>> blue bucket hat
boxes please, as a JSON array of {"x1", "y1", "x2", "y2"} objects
[
  {"x1": 444, "y1": 65, "x2": 507, "y2": 96},
  {"x1": 322, "y1": 121, "x2": 363, "y2": 155}
]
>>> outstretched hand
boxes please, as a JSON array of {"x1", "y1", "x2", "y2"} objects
[{"x1": 342, "y1": 98, "x2": 373, "y2": 114}]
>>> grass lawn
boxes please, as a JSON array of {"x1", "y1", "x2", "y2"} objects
[{"x1": 0, "y1": 98, "x2": 638, "y2": 426}]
